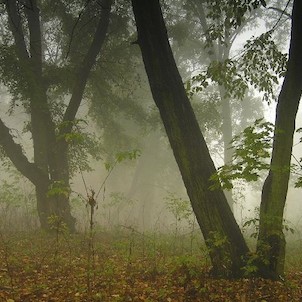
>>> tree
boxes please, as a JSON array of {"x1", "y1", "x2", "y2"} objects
[
  {"x1": 131, "y1": 0, "x2": 302, "y2": 279},
  {"x1": 257, "y1": 0, "x2": 302, "y2": 279},
  {"x1": 131, "y1": 0, "x2": 249, "y2": 278},
  {"x1": 0, "y1": 0, "x2": 112, "y2": 231},
  {"x1": 168, "y1": 0, "x2": 268, "y2": 210},
  {"x1": 185, "y1": 0, "x2": 244, "y2": 210}
]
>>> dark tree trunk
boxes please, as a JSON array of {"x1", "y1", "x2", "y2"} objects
[
  {"x1": 256, "y1": 0, "x2": 302, "y2": 279},
  {"x1": 132, "y1": 0, "x2": 249, "y2": 278}
]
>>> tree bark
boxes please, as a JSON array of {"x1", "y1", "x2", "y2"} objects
[
  {"x1": 132, "y1": 0, "x2": 249, "y2": 278},
  {"x1": 257, "y1": 0, "x2": 302, "y2": 279}
]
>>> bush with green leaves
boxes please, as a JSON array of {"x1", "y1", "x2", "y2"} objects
[
  {"x1": 210, "y1": 118, "x2": 302, "y2": 190},
  {"x1": 210, "y1": 118, "x2": 273, "y2": 190}
]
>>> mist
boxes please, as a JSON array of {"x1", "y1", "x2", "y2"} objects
[{"x1": 0, "y1": 0, "x2": 301, "y2": 299}]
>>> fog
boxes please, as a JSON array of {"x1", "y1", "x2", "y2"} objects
[{"x1": 0, "y1": 0, "x2": 300, "y2": 240}]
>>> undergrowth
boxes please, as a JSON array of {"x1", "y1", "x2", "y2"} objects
[{"x1": 0, "y1": 230, "x2": 301, "y2": 302}]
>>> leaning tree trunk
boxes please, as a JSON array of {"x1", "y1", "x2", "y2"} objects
[
  {"x1": 257, "y1": 0, "x2": 302, "y2": 279},
  {"x1": 132, "y1": 0, "x2": 249, "y2": 278}
]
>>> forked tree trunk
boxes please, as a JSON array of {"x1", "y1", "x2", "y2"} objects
[
  {"x1": 1, "y1": 0, "x2": 112, "y2": 232},
  {"x1": 132, "y1": 0, "x2": 249, "y2": 278},
  {"x1": 257, "y1": 0, "x2": 302, "y2": 279}
]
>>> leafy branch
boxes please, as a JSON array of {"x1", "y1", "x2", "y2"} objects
[
  {"x1": 210, "y1": 118, "x2": 273, "y2": 190},
  {"x1": 210, "y1": 119, "x2": 302, "y2": 190},
  {"x1": 190, "y1": 32, "x2": 287, "y2": 103}
]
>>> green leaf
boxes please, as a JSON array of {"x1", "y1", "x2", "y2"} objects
[{"x1": 210, "y1": 118, "x2": 274, "y2": 189}]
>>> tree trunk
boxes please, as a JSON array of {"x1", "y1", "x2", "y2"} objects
[
  {"x1": 132, "y1": 0, "x2": 249, "y2": 278},
  {"x1": 257, "y1": 0, "x2": 302, "y2": 279},
  {"x1": 36, "y1": 183, "x2": 76, "y2": 232},
  {"x1": 219, "y1": 87, "x2": 235, "y2": 210}
]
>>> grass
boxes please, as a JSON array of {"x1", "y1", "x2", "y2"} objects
[{"x1": 0, "y1": 228, "x2": 301, "y2": 301}]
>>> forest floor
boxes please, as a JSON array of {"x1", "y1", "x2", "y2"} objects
[{"x1": 0, "y1": 229, "x2": 302, "y2": 302}]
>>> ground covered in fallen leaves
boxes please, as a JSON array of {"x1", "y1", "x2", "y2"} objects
[{"x1": 0, "y1": 230, "x2": 301, "y2": 301}]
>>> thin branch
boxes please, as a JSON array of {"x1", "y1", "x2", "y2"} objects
[
  {"x1": 270, "y1": 0, "x2": 292, "y2": 32},
  {"x1": 267, "y1": 6, "x2": 292, "y2": 19},
  {"x1": 291, "y1": 153, "x2": 302, "y2": 169}
]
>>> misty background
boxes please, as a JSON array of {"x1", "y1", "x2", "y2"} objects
[{"x1": 0, "y1": 0, "x2": 300, "y2": 238}]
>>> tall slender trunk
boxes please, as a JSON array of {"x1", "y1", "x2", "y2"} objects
[
  {"x1": 132, "y1": 0, "x2": 249, "y2": 278},
  {"x1": 219, "y1": 87, "x2": 235, "y2": 210},
  {"x1": 257, "y1": 0, "x2": 302, "y2": 279}
]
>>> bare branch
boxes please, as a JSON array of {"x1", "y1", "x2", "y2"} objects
[
  {"x1": 61, "y1": 0, "x2": 112, "y2": 134},
  {"x1": 267, "y1": 6, "x2": 292, "y2": 19},
  {"x1": 270, "y1": 0, "x2": 292, "y2": 32}
]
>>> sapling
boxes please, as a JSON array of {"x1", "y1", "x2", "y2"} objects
[
  {"x1": 78, "y1": 149, "x2": 141, "y2": 296},
  {"x1": 86, "y1": 189, "x2": 97, "y2": 297},
  {"x1": 165, "y1": 192, "x2": 193, "y2": 252}
]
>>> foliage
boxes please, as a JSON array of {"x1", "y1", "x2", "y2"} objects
[
  {"x1": 104, "y1": 149, "x2": 141, "y2": 171},
  {"x1": 47, "y1": 180, "x2": 70, "y2": 198},
  {"x1": 243, "y1": 216, "x2": 260, "y2": 239},
  {"x1": 190, "y1": 32, "x2": 287, "y2": 103},
  {"x1": 241, "y1": 31, "x2": 288, "y2": 102},
  {"x1": 164, "y1": 192, "x2": 195, "y2": 244},
  {"x1": 165, "y1": 192, "x2": 192, "y2": 222},
  {"x1": 210, "y1": 118, "x2": 302, "y2": 190},
  {"x1": 242, "y1": 208, "x2": 295, "y2": 248},
  {"x1": 47, "y1": 214, "x2": 68, "y2": 234},
  {"x1": 294, "y1": 177, "x2": 302, "y2": 188},
  {"x1": 210, "y1": 118, "x2": 274, "y2": 190},
  {"x1": 0, "y1": 179, "x2": 25, "y2": 208},
  {"x1": 190, "y1": 91, "x2": 221, "y2": 133},
  {"x1": 202, "y1": 0, "x2": 267, "y2": 49},
  {"x1": 58, "y1": 119, "x2": 104, "y2": 176},
  {"x1": 191, "y1": 59, "x2": 248, "y2": 100},
  {"x1": 206, "y1": 0, "x2": 267, "y2": 28},
  {"x1": 241, "y1": 245, "x2": 270, "y2": 277}
]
